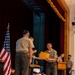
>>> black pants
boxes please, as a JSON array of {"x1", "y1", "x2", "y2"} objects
[
  {"x1": 66, "y1": 68, "x2": 71, "y2": 75},
  {"x1": 58, "y1": 70, "x2": 63, "y2": 75}
]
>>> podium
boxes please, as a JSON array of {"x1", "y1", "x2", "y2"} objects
[
  {"x1": 58, "y1": 62, "x2": 66, "y2": 75},
  {"x1": 58, "y1": 62, "x2": 66, "y2": 70},
  {"x1": 0, "y1": 60, "x2": 4, "y2": 75}
]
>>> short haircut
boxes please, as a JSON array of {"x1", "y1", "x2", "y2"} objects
[
  {"x1": 23, "y1": 30, "x2": 29, "y2": 35},
  {"x1": 68, "y1": 55, "x2": 71, "y2": 57},
  {"x1": 47, "y1": 43, "x2": 52, "y2": 45}
]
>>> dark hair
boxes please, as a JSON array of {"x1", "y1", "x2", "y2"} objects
[
  {"x1": 23, "y1": 30, "x2": 29, "y2": 35},
  {"x1": 68, "y1": 55, "x2": 71, "y2": 57},
  {"x1": 34, "y1": 59, "x2": 38, "y2": 65}
]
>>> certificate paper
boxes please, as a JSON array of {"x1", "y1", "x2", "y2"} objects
[{"x1": 39, "y1": 52, "x2": 50, "y2": 60}]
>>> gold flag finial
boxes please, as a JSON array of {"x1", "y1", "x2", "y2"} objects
[{"x1": 7, "y1": 23, "x2": 10, "y2": 29}]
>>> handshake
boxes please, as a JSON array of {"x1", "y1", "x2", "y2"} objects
[{"x1": 33, "y1": 51, "x2": 50, "y2": 60}]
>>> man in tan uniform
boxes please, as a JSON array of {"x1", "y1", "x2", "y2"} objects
[
  {"x1": 14, "y1": 30, "x2": 34, "y2": 75},
  {"x1": 66, "y1": 55, "x2": 73, "y2": 75},
  {"x1": 45, "y1": 43, "x2": 58, "y2": 75}
]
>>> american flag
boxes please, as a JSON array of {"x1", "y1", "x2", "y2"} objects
[
  {"x1": 0, "y1": 23, "x2": 11, "y2": 75},
  {"x1": 0, "y1": 48, "x2": 11, "y2": 75}
]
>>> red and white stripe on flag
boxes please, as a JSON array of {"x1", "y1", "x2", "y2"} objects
[{"x1": 0, "y1": 48, "x2": 11, "y2": 75}]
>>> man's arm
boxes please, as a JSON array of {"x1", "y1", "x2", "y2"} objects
[
  {"x1": 32, "y1": 50, "x2": 37, "y2": 54},
  {"x1": 29, "y1": 39, "x2": 35, "y2": 63},
  {"x1": 46, "y1": 50, "x2": 58, "y2": 62},
  {"x1": 46, "y1": 58, "x2": 57, "y2": 62},
  {"x1": 29, "y1": 48, "x2": 33, "y2": 64},
  {"x1": 69, "y1": 61, "x2": 73, "y2": 73}
]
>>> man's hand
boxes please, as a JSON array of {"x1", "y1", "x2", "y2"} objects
[
  {"x1": 45, "y1": 58, "x2": 50, "y2": 61},
  {"x1": 69, "y1": 70, "x2": 72, "y2": 74},
  {"x1": 32, "y1": 50, "x2": 37, "y2": 54},
  {"x1": 29, "y1": 59, "x2": 32, "y2": 64},
  {"x1": 38, "y1": 57, "x2": 44, "y2": 60}
]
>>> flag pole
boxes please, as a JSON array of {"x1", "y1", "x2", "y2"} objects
[{"x1": 7, "y1": 23, "x2": 10, "y2": 30}]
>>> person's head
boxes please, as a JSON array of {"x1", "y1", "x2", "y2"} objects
[
  {"x1": 23, "y1": 30, "x2": 30, "y2": 37},
  {"x1": 60, "y1": 53, "x2": 64, "y2": 58},
  {"x1": 47, "y1": 43, "x2": 52, "y2": 50},
  {"x1": 34, "y1": 59, "x2": 38, "y2": 65},
  {"x1": 29, "y1": 37, "x2": 34, "y2": 42},
  {"x1": 68, "y1": 55, "x2": 71, "y2": 60}
]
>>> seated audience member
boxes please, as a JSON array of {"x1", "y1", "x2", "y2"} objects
[
  {"x1": 33, "y1": 59, "x2": 45, "y2": 75},
  {"x1": 66, "y1": 55, "x2": 73, "y2": 75}
]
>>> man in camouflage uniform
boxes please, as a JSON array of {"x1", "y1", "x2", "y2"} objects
[{"x1": 45, "y1": 43, "x2": 58, "y2": 75}]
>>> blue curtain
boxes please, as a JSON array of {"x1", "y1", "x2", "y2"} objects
[{"x1": 33, "y1": 12, "x2": 45, "y2": 66}]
